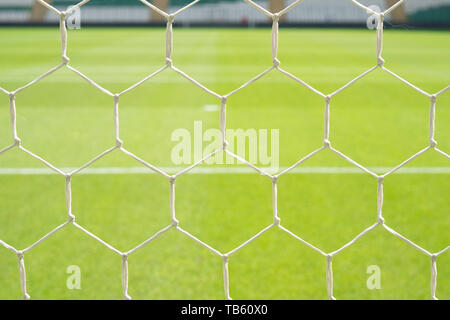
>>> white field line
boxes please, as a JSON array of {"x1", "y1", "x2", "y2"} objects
[{"x1": 0, "y1": 166, "x2": 449, "y2": 175}]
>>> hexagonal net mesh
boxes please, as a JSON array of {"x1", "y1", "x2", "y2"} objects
[{"x1": 0, "y1": 0, "x2": 448, "y2": 300}]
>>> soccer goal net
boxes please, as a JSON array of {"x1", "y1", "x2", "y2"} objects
[{"x1": 0, "y1": 0, "x2": 448, "y2": 300}]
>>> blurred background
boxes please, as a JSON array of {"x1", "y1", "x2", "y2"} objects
[{"x1": 0, "y1": 0, "x2": 449, "y2": 27}]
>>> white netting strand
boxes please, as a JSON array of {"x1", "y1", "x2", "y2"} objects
[{"x1": 0, "y1": 0, "x2": 448, "y2": 300}]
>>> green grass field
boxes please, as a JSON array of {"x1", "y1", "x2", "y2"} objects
[{"x1": 0, "y1": 27, "x2": 449, "y2": 300}]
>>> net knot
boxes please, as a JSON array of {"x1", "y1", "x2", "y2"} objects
[
  {"x1": 165, "y1": 57, "x2": 173, "y2": 67},
  {"x1": 377, "y1": 56, "x2": 384, "y2": 67},
  {"x1": 14, "y1": 137, "x2": 22, "y2": 146},
  {"x1": 171, "y1": 218, "x2": 179, "y2": 227},
  {"x1": 325, "y1": 95, "x2": 331, "y2": 104},
  {"x1": 167, "y1": 14, "x2": 175, "y2": 24},
  {"x1": 62, "y1": 55, "x2": 70, "y2": 65},
  {"x1": 378, "y1": 216, "x2": 385, "y2": 225},
  {"x1": 323, "y1": 139, "x2": 331, "y2": 148},
  {"x1": 17, "y1": 250, "x2": 24, "y2": 259},
  {"x1": 430, "y1": 94, "x2": 437, "y2": 104},
  {"x1": 273, "y1": 58, "x2": 281, "y2": 68},
  {"x1": 273, "y1": 216, "x2": 281, "y2": 226},
  {"x1": 272, "y1": 13, "x2": 280, "y2": 22},
  {"x1": 68, "y1": 214, "x2": 76, "y2": 223},
  {"x1": 116, "y1": 138, "x2": 124, "y2": 148},
  {"x1": 430, "y1": 139, "x2": 437, "y2": 148},
  {"x1": 222, "y1": 140, "x2": 229, "y2": 150}
]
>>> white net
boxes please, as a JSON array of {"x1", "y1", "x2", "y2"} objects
[{"x1": 0, "y1": 0, "x2": 448, "y2": 300}]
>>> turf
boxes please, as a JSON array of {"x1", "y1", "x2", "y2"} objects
[{"x1": 0, "y1": 27, "x2": 448, "y2": 300}]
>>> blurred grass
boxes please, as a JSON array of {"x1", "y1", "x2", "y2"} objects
[{"x1": 0, "y1": 27, "x2": 448, "y2": 300}]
